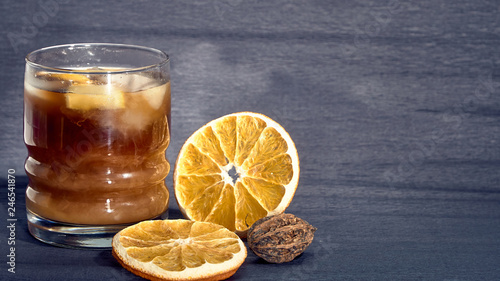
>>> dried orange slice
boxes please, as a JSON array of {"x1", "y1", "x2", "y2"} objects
[
  {"x1": 174, "y1": 112, "x2": 299, "y2": 236},
  {"x1": 112, "y1": 219, "x2": 246, "y2": 281}
]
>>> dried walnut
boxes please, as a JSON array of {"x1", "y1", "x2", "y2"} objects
[{"x1": 247, "y1": 213, "x2": 317, "y2": 263}]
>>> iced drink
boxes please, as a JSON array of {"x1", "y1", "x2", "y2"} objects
[{"x1": 24, "y1": 70, "x2": 171, "y2": 225}]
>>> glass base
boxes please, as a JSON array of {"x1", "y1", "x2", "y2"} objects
[{"x1": 27, "y1": 209, "x2": 168, "y2": 249}]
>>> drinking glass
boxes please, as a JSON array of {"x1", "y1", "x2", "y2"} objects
[{"x1": 24, "y1": 43, "x2": 171, "y2": 248}]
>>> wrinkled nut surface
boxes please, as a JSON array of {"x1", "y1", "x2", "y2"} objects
[{"x1": 247, "y1": 213, "x2": 317, "y2": 263}]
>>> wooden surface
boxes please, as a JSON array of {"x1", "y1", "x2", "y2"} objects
[{"x1": 1, "y1": 1, "x2": 499, "y2": 280}]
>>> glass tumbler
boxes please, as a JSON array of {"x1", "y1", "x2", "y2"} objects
[{"x1": 24, "y1": 43, "x2": 171, "y2": 248}]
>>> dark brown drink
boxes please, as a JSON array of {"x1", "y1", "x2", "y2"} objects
[{"x1": 24, "y1": 71, "x2": 170, "y2": 225}]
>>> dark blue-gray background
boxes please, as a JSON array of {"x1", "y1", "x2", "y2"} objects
[{"x1": 1, "y1": 0, "x2": 500, "y2": 280}]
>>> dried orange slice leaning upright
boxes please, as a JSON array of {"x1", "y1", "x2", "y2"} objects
[{"x1": 174, "y1": 112, "x2": 300, "y2": 236}]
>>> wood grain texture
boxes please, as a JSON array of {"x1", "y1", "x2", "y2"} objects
[{"x1": 1, "y1": 0, "x2": 499, "y2": 280}]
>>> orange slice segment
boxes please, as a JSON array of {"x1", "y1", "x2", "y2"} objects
[
  {"x1": 36, "y1": 71, "x2": 92, "y2": 84},
  {"x1": 112, "y1": 219, "x2": 246, "y2": 281},
  {"x1": 174, "y1": 112, "x2": 299, "y2": 236}
]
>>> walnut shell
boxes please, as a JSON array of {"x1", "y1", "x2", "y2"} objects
[{"x1": 247, "y1": 213, "x2": 317, "y2": 263}]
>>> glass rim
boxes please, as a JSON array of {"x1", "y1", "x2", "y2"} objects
[{"x1": 25, "y1": 43, "x2": 169, "y2": 74}]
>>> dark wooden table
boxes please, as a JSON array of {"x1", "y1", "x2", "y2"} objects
[{"x1": 1, "y1": 1, "x2": 499, "y2": 280}]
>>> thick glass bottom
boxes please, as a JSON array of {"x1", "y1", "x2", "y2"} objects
[{"x1": 27, "y1": 209, "x2": 168, "y2": 249}]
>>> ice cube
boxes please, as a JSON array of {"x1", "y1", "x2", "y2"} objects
[
  {"x1": 65, "y1": 84, "x2": 125, "y2": 111},
  {"x1": 113, "y1": 74, "x2": 167, "y2": 110},
  {"x1": 118, "y1": 108, "x2": 151, "y2": 132},
  {"x1": 137, "y1": 83, "x2": 168, "y2": 110}
]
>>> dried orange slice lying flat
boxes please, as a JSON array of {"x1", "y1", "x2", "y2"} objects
[
  {"x1": 112, "y1": 219, "x2": 246, "y2": 281},
  {"x1": 174, "y1": 112, "x2": 300, "y2": 236}
]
